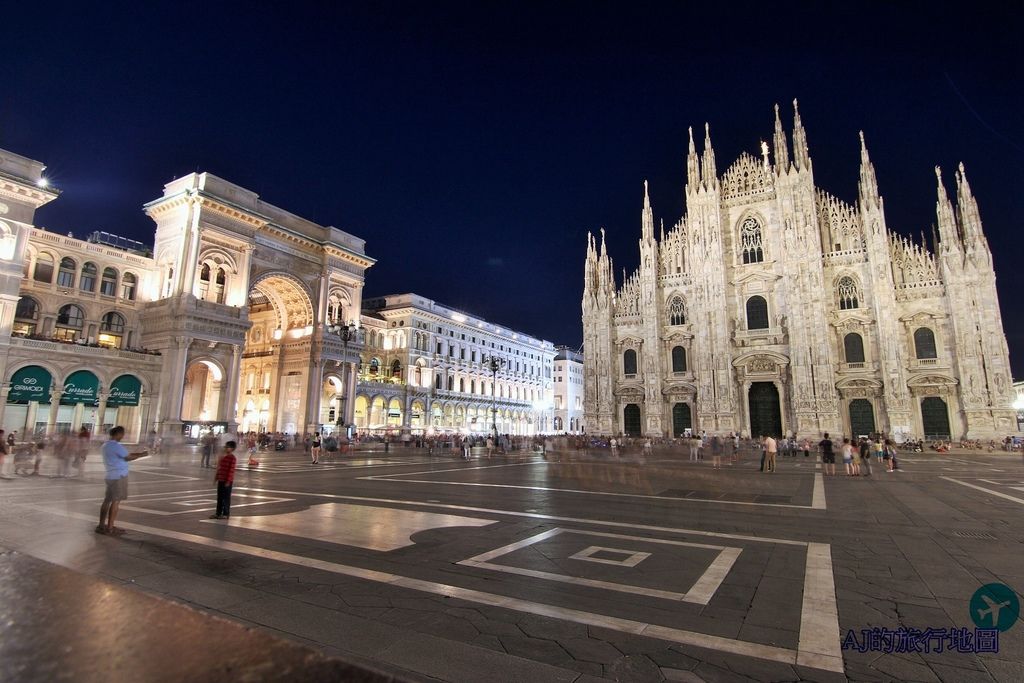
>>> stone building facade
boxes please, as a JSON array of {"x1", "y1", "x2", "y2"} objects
[
  {"x1": 553, "y1": 346, "x2": 584, "y2": 433},
  {"x1": 0, "y1": 146, "x2": 373, "y2": 442},
  {"x1": 582, "y1": 103, "x2": 1017, "y2": 441},
  {"x1": 353, "y1": 293, "x2": 555, "y2": 435}
]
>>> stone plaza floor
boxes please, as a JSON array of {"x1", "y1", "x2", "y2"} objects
[{"x1": 2, "y1": 444, "x2": 1023, "y2": 682}]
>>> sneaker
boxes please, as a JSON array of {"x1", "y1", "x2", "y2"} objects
[
  {"x1": 209, "y1": 514, "x2": 223, "y2": 519},
  {"x1": 94, "y1": 525, "x2": 108, "y2": 535}
]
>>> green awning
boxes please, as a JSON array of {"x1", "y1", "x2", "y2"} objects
[
  {"x1": 8, "y1": 365, "x2": 51, "y2": 404},
  {"x1": 107, "y1": 374, "x2": 141, "y2": 407},
  {"x1": 61, "y1": 370, "x2": 99, "y2": 406}
]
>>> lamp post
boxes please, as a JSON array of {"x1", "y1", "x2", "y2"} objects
[
  {"x1": 327, "y1": 321, "x2": 354, "y2": 432},
  {"x1": 484, "y1": 355, "x2": 504, "y2": 439}
]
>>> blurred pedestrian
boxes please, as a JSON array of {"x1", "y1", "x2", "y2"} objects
[
  {"x1": 96, "y1": 426, "x2": 147, "y2": 536},
  {"x1": 210, "y1": 440, "x2": 237, "y2": 519}
]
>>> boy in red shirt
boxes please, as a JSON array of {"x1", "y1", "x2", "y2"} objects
[{"x1": 211, "y1": 440, "x2": 237, "y2": 520}]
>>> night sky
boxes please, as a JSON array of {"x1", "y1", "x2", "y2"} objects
[{"x1": 4, "y1": 2, "x2": 1022, "y2": 376}]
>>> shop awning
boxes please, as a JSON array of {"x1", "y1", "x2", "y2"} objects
[{"x1": 8, "y1": 365, "x2": 52, "y2": 404}]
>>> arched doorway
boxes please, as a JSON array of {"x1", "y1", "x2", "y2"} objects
[
  {"x1": 921, "y1": 397, "x2": 951, "y2": 438},
  {"x1": 354, "y1": 395, "x2": 369, "y2": 429},
  {"x1": 623, "y1": 404, "x2": 641, "y2": 436},
  {"x1": 672, "y1": 403, "x2": 692, "y2": 436},
  {"x1": 748, "y1": 382, "x2": 781, "y2": 437},
  {"x1": 849, "y1": 399, "x2": 876, "y2": 437},
  {"x1": 182, "y1": 360, "x2": 223, "y2": 422}
]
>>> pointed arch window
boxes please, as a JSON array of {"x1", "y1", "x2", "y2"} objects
[
  {"x1": 739, "y1": 217, "x2": 764, "y2": 264},
  {"x1": 838, "y1": 276, "x2": 860, "y2": 310},
  {"x1": 447, "y1": 375, "x2": 454, "y2": 391},
  {"x1": 57, "y1": 257, "x2": 77, "y2": 287},
  {"x1": 79, "y1": 262, "x2": 97, "y2": 292},
  {"x1": 843, "y1": 333, "x2": 865, "y2": 364},
  {"x1": 671, "y1": 346, "x2": 687, "y2": 373},
  {"x1": 914, "y1": 327, "x2": 937, "y2": 360},
  {"x1": 668, "y1": 297, "x2": 686, "y2": 326},
  {"x1": 746, "y1": 296, "x2": 769, "y2": 330},
  {"x1": 391, "y1": 360, "x2": 402, "y2": 378},
  {"x1": 623, "y1": 349, "x2": 638, "y2": 376}
]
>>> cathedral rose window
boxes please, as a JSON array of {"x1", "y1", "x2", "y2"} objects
[{"x1": 740, "y1": 217, "x2": 764, "y2": 264}]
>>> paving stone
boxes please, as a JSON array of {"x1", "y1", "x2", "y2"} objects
[
  {"x1": 660, "y1": 668, "x2": 706, "y2": 682},
  {"x1": 499, "y1": 635, "x2": 573, "y2": 666},
  {"x1": 558, "y1": 637, "x2": 622, "y2": 664},
  {"x1": 604, "y1": 654, "x2": 664, "y2": 682}
]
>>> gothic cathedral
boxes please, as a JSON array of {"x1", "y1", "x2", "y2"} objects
[{"x1": 582, "y1": 101, "x2": 1016, "y2": 441}]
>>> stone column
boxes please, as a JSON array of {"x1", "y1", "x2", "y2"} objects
[
  {"x1": 139, "y1": 394, "x2": 153, "y2": 441},
  {"x1": 46, "y1": 387, "x2": 61, "y2": 436},
  {"x1": 71, "y1": 403, "x2": 84, "y2": 431},
  {"x1": 344, "y1": 361, "x2": 357, "y2": 425},
  {"x1": 0, "y1": 384, "x2": 9, "y2": 430},
  {"x1": 24, "y1": 401, "x2": 38, "y2": 439},
  {"x1": 96, "y1": 391, "x2": 108, "y2": 434},
  {"x1": 221, "y1": 344, "x2": 242, "y2": 431},
  {"x1": 158, "y1": 336, "x2": 191, "y2": 433},
  {"x1": 303, "y1": 356, "x2": 324, "y2": 435}
]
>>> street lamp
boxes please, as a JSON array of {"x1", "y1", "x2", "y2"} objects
[
  {"x1": 327, "y1": 321, "x2": 355, "y2": 430},
  {"x1": 484, "y1": 354, "x2": 504, "y2": 438}
]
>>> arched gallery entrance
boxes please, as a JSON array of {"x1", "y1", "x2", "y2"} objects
[{"x1": 747, "y1": 382, "x2": 782, "y2": 438}]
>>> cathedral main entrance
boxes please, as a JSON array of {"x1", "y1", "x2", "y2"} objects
[
  {"x1": 672, "y1": 402, "x2": 691, "y2": 436},
  {"x1": 921, "y1": 396, "x2": 951, "y2": 438},
  {"x1": 748, "y1": 382, "x2": 781, "y2": 437},
  {"x1": 849, "y1": 399, "x2": 876, "y2": 437},
  {"x1": 623, "y1": 404, "x2": 641, "y2": 436}
]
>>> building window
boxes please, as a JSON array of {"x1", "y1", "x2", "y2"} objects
[
  {"x1": 57, "y1": 257, "x2": 77, "y2": 287},
  {"x1": 668, "y1": 296, "x2": 686, "y2": 326},
  {"x1": 80, "y1": 262, "x2": 97, "y2": 292},
  {"x1": 198, "y1": 265, "x2": 211, "y2": 300},
  {"x1": 459, "y1": 378, "x2": 465, "y2": 392},
  {"x1": 838, "y1": 276, "x2": 860, "y2": 310},
  {"x1": 746, "y1": 295, "x2": 769, "y2": 330},
  {"x1": 435, "y1": 374, "x2": 442, "y2": 390},
  {"x1": 739, "y1": 217, "x2": 764, "y2": 264},
  {"x1": 100, "y1": 267, "x2": 118, "y2": 296},
  {"x1": 369, "y1": 358, "x2": 380, "y2": 376},
  {"x1": 447, "y1": 375, "x2": 454, "y2": 391},
  {"x1": 55, "y1": 304, "x2": 85, "y2": 341},
  {"x1": 99, "y1": 311, "x2": 126, "y2": 348},
  {"x1": 13, "y1": 296, "x2": 39, "y2": 336},
  {"x1": 33, "y1": 253, "x2": 55, "y2": 283},
  {"x1": 470, "y1": 380, "x2": 476, "y2": 394},
  {"x1": 436, "y1": 342, "x2": 442, "y2": 354},
  {"x1": 391, "y1": 360, "x2": 402, "y2": 378},
  {"x1": 623, "y1": 349, "x2": 638, "y2": 376},
  {"x1": 214, "y1": 268, "x2": 226, "y2": 304},
  {"x1": 914, "y1": 327, "x2": 937, "y2": 360},
  {"x1": 671, "y1": 346, "x2": 687, "y2": 373},
  {"x1": 120, "y1": 273, "x2": 137, "y2": 300},
  {"x1": 844, "y1": 333, "x2": 865, "y2": 364}
]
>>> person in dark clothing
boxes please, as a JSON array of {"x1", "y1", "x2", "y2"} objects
[{"x1": 211, "y1": 441, "x2": 237, "y2": 520}]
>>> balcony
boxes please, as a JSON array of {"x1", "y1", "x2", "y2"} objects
[{"x1": 10, "y1": 335, "x2": 162, "y2": 362}]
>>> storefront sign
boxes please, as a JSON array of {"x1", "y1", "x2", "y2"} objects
[
  {"x1": 107, "y1": 374, "x2": 141, "y2": 407},
  {"x1": 8, "y1": 365, "x2": 51, "y2": 403},
  {"x1": 61, "y1": 370, "x2": 99, "y2": 406}
]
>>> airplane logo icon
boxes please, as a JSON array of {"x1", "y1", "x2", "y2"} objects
[
  {"x1": 977, "y1": 594, "x2": 1012, "y2": 627},
  {"x1": 970, "y1": 583, "x2": 1020, "y2": 632}
]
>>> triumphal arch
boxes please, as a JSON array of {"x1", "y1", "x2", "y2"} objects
[{"x1": 142, "y1": 173, "x2": 374, "y2": 437}]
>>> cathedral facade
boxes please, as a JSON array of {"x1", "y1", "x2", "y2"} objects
[{"x1": 582, "y1": 102, "x2": 1017, "y2": 441}]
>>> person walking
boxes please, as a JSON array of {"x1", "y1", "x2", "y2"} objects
[
  {"x1": 859, "y1": 437, "x2": 873, "y2": 476},
  {"x1": 841, "y1": 438, "x2": 854, "y2": 476},
  {"x1": 819, "y1": 433, "x2": 836, "y2": 476},
  {"x1": 731, "y1": 432, "x2": 740, "y2": 465},
  {"x1": 0, "y1": 430, "x2": 7, "y2": 478},
  {"x1": 73, "y1": 427, "x2": 90, "y2": 476},
  {"x1": 210, "y1": 440, "x2": 237, "y2": 520},
  {"x1": 96, "y1": 426, "x2": 147, "y2": 536},
  {"x1": 310, "y1": 432, "x2": 321, "y2": 464},
  {"x1": 200, "y1": 431, "x2": 214, "y2": 469},
  {"x1": 711, "y1": 435, "x2": 723, "y2": 470},
  {"x1": 801, "y1": 438, "x2": 811, "y2": 458},
  {"x1": 763, "y1": 435, "x2": 777, "y2": 473},
  {"x1": 688, "y1": 434, "x2": 699, "y2": 462}
]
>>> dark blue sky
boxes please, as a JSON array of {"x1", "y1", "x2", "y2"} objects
[{"x1": 4, "y1": 2, "x2": 1023, "y2": 375}]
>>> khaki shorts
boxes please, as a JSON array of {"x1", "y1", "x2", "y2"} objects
[{"x1": 105, "y1": 476, "x2": 128, "y2": 502}]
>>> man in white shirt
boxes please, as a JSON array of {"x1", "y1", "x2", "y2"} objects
[{"x1": 763, "y1": 435, "x2": 777, "y2": 473}]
